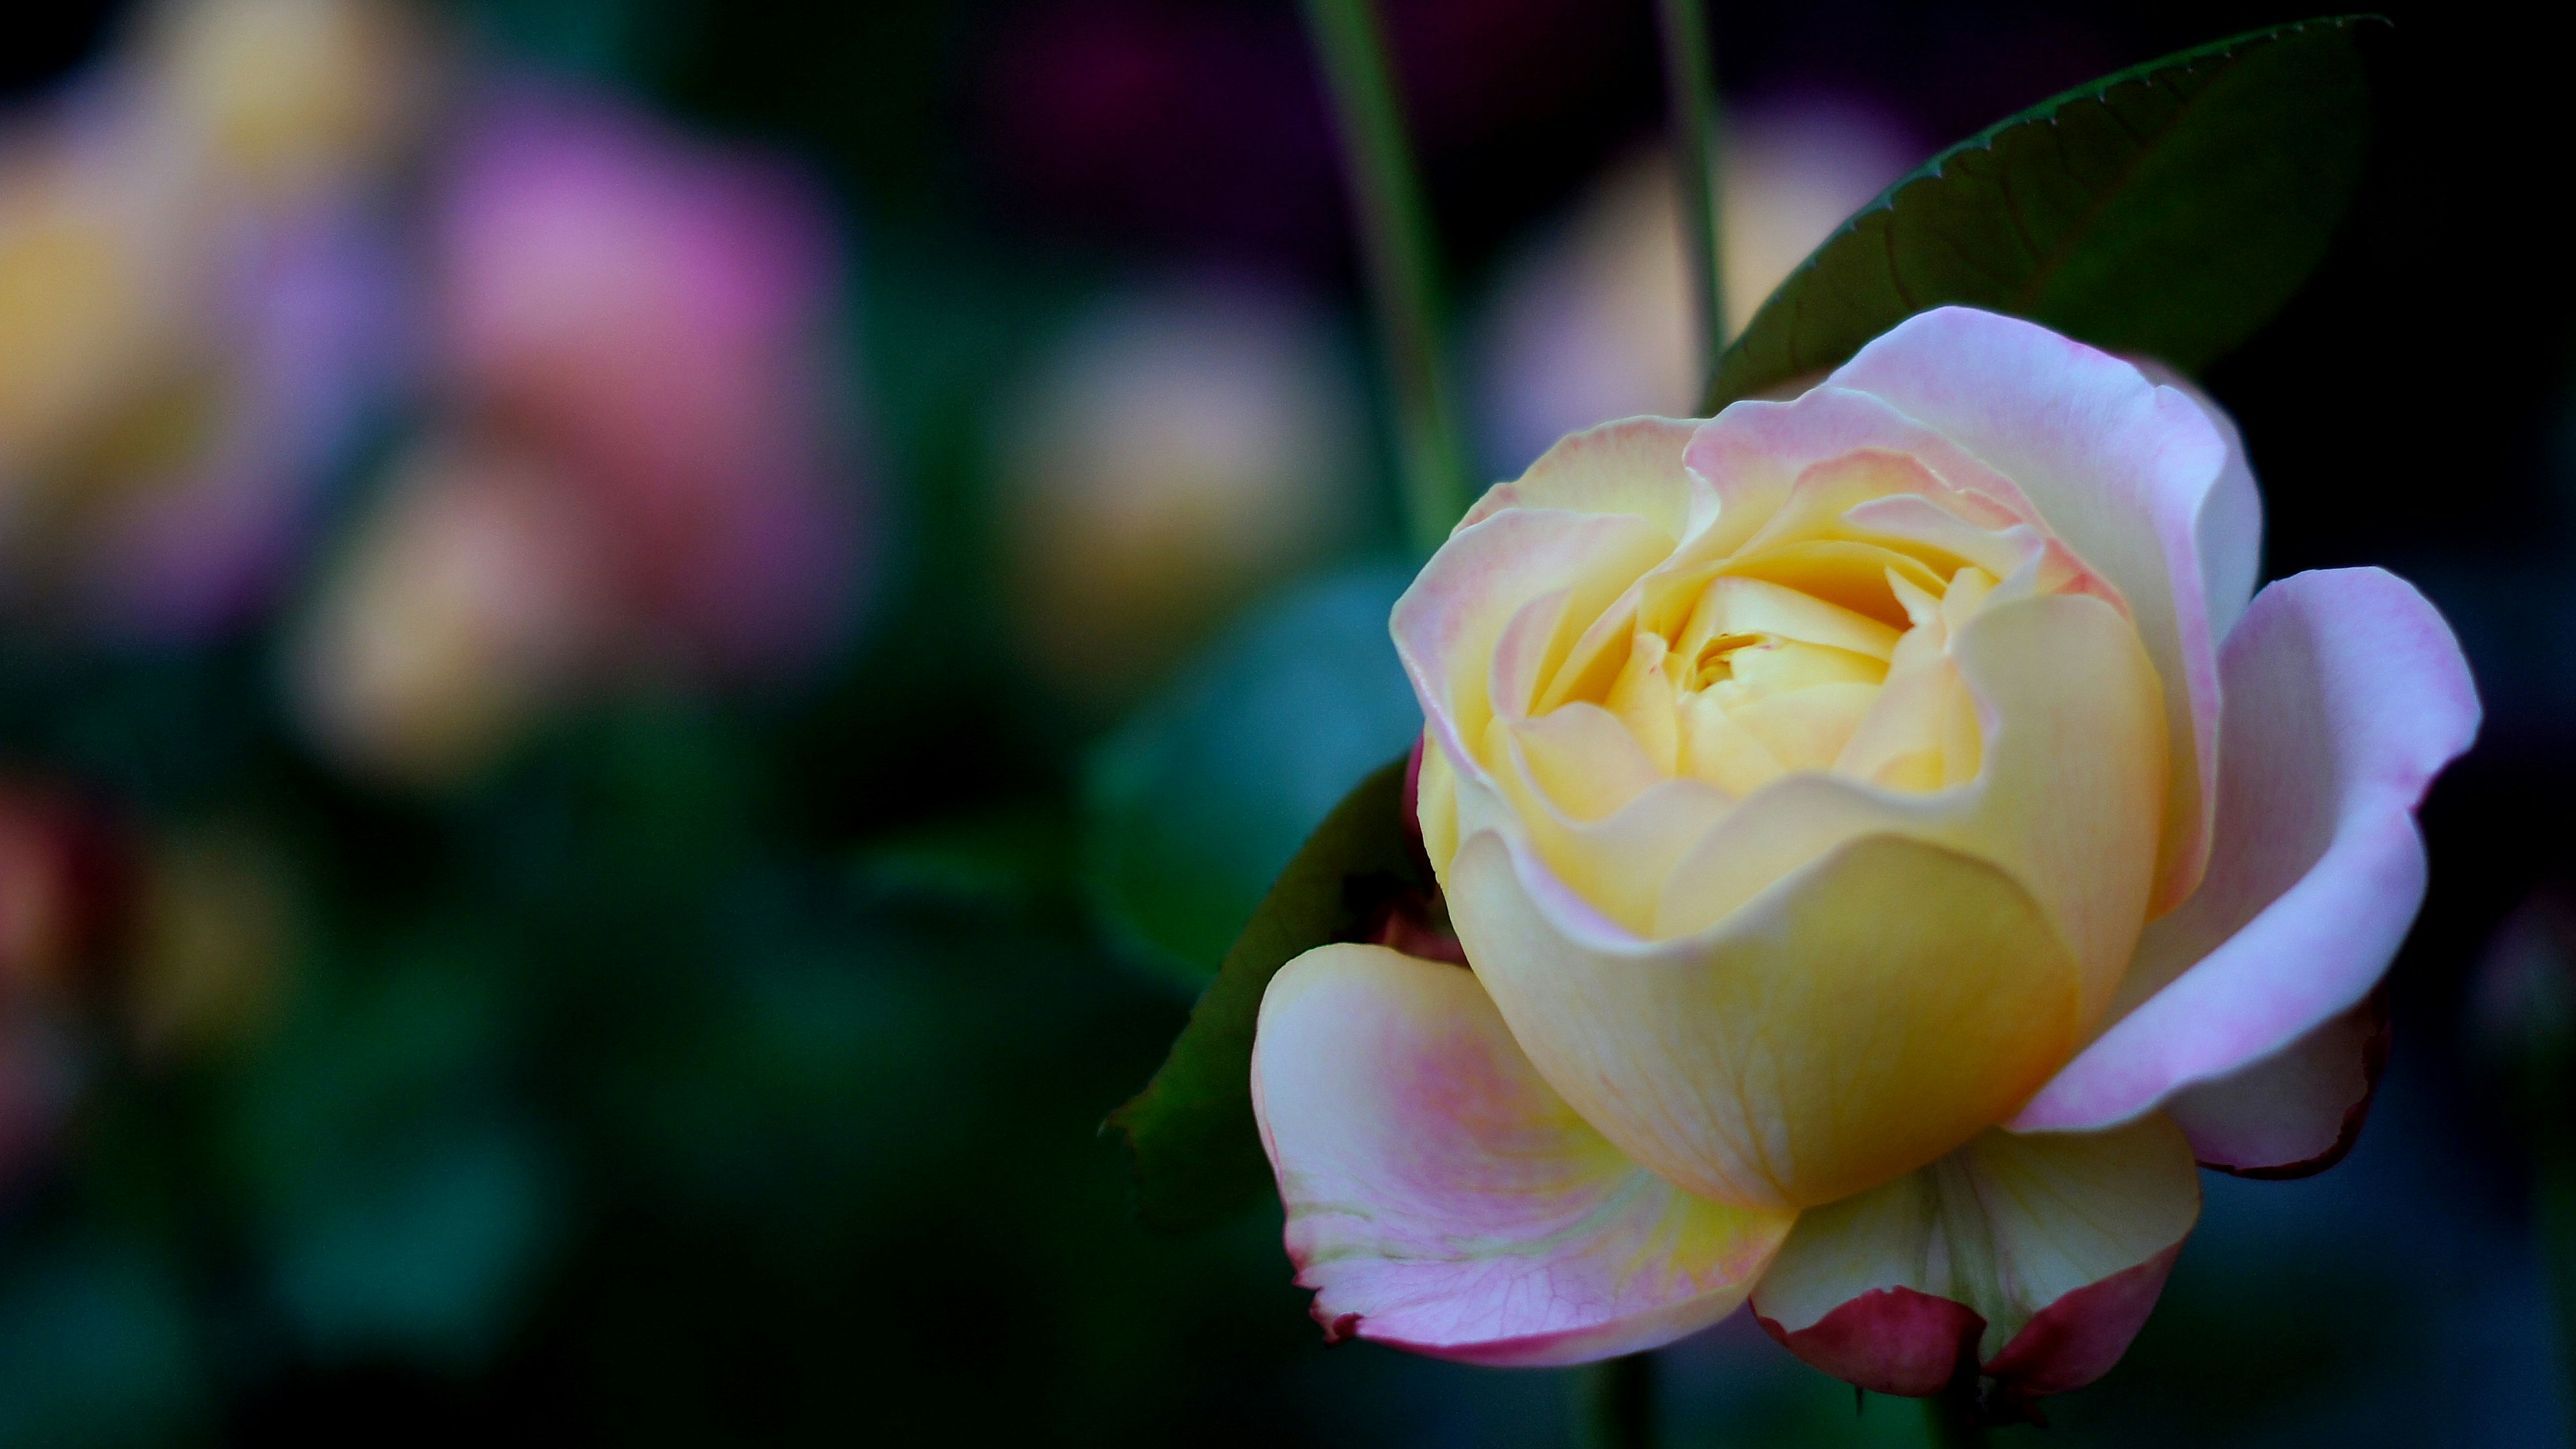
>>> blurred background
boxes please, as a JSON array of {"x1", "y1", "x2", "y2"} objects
[{"x1": 0, "y1": 0, "x2": 2568, "y2": 1444}]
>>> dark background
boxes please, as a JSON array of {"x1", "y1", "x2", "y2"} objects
[{"x1": 1, "y1": 1, "x2": 2569, "y2": 1444}]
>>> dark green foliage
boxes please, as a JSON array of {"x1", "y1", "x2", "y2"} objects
[
  {"x1": 1707, "y1": 17, "x2": 2375, "y2": 410},
  {"x1": 1083, "y1": 565, "x2": 1421, "y2": 991},
  {"x1": 1108, "y1": 755, "x2": 1424, "y2": 1230}
]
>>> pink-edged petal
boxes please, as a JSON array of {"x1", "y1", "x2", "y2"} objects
[
  {"x1": 1679, "y1": 384, "x2": 2116, "y2": 610},
  {"x1": 2012, "y1": 568, "x2": 2478, "y2": 1133},
  {"x1": 1826, "y1": 306, "x2": 2249, "y2": 913},
  {"x1": 2164, "y1": 989, "x2": 2390, "y2": 1177},
  {"x1": 1393, "y1": 507, "x2": 1673, "y2": 778},
  {"x1": 1251, "y1": 943, "x2": 1793, "y2": 1366},
  {"x1": 1750, "y1": 1115, "x2": 2198, "y2": 1399},
  {"x1": 2131, "y1": 362, "x2": 2261, "y2": 644},
  {"x1": 1980, "y1": 1243, "x2": 2184, "y2": 1401},
  {"x1": 1760, "y1": 1286, "x2": 1984, "y2": 1397},
  {"x1": 1458, "y1": 416, "x2": 1716, "y2": 539}
]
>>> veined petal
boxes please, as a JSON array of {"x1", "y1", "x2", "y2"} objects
[
  {"x1": 1251, "y1": 944, "x2": 1793, "y2": 1366},
  {"x1": 1450, "y1": 830, "x2": 2082, "y2": 1212},
  {"x1": 1750, "y1": 1116, "x2": 2198, "y2": 1397},
  {"x1": 1826, "y1": 307, "x2": 2251, "y2": 914},
  {"x1": 2012, "y1": 569, "x2": 2478, "y2": 1133},
  {"x1": 2164, "y1": 991, "x2": 2388, "y2": 1177}
]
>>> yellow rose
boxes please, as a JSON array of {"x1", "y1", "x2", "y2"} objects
[{"x1": 1250, "y1": 308, "x2": 2478, "y2": 1399}]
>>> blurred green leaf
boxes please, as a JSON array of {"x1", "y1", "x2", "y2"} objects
[
  {"x1": 222, "y1": 934, "x2": 562, "y2": 1371},
  {"x1": 0, "y1": 1240, "x2": 205, "y2": 1448},
  {"x1": 1706, "y1": 15, "x2": 2375, "y2": 411},
  {"x1": 266, "y1": 1120, "x2": 563, "y2": 1371},
  {"x1": 1108, "y1": 755, "x2": 1425, "y2": 1231},
  {"x1": 1084, "y1": 564, "x2": 1422, "y2": 990},
  {"x1": 849, "y1": 806, "x2": 1074, "y2": 915}
]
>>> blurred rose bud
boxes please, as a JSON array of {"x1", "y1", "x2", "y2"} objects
[
  {"x1": 1475, "y1": 95, "x2": 1918, "y2": 473},
  {"x1": 291, "y1": 433, "x2": 620, "y2": 788},
  {"x1": 137, "y1": 0, "x2": 435, "y2": 203},
  {"x1": 998, "y1": 276, "x2": 1365, "y2": 708},
  {"x1": 0, "y1": 782, "x2": 131, "y2": 1005},
  {"x1": 436, "y1": 87, "x2": 865, "y2": 682},
  {"x1": 124, "y1": 823, "x2": 303, "y2": 1063}
]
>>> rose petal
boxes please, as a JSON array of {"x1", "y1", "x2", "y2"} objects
[
  {"x1": 1251, "y1": 943, "x2": 1793, "y2": 1367},
  {"x1": 1459, "y1": 416, "x2": 1716, "y2": 541},
  {"x1": 1750, "y1": 1115, "x2": 2198, "y2": 1397},
  {"x1": 1448, "y1": 829, "x2": 2083, "y2": 1212},
  {"x1": 2012, "y1": 568, "x2": 2478, "y2": 1133},
  {"x1": 2131, "y1": 363, "x2": 2261, "y2": 645},
  {"x1": 1394, "y1": 508, "x2": 1674, "y2": 782},
  {"x1": 2163, "y1": 989, "x2": 2390, "y2": 1177},
  {"x1": 1653, "y1": 592, "x2": 2167, "y2": 1016},
  {"x1": 1826, "y1": 306, "x2": 2254, "y2": 914}
]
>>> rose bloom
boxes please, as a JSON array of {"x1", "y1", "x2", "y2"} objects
[{"x1": 1250, "y1": 309, "x2": 2477, "y2": 1401}]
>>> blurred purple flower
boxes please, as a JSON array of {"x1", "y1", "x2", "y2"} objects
[
  {"x1": 0, "y1": 0, "x2": 423, "y2": 645},
  {"x1": 72, "y1": 211, "x2": 405, "y2": 643}
]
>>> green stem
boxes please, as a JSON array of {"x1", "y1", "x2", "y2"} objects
[
  {"x1": 1654, "y1": 0, "x2": 1725, "y2": 395},
  {"x1": 1575, "y1": 1351, "x2": 1658, "y2": 1449},
  {"x1": 1299, "y1": 0, "x2": 1470, "y2": 557},
  {"x1": 1922, "y1": 1379, "x2": 1992, "y2": 1449}
]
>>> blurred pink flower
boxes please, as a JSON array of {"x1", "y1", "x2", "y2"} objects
[{"x1": 435, "y1": 87, "x2": 864, "y2": 681}]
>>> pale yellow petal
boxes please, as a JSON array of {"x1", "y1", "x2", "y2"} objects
[
  {"x1": 1658, "y1": 593, "x2": 2166, "y2": 1021},
  {"x1": 1451, "y1": 828, "x2": 2084, "y2": 1210}
]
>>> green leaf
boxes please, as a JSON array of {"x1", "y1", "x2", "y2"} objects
[
  {"x1": 1707, "y1": 15, "x2": 2375, "y2": 411},
  {"x1": 1106, "y1": 753, "x2": 1425, "y2": 1230},
  {"x1": 1083, "y1": 564, "x2": 1421, "y2": 991}
]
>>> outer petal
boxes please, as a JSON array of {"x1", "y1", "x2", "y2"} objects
[
  {"x1": 2012, "y1": 569, "x2": 2479, "y2": 1133},
  {"x1": 1750, "y1": 1115, "x2": 2198, "y2": 1398},
  {"x1": 1827, "y1": 307, "x2": 2253, "y2": 913},
  {"x1": 1250, "y1": 943, "x2": 1792, "y2": 1366},
  {"x1": 2131, "y1": 362, "x2": 2261, "y2": 646},
  {"x1": 1450, "y1": 830, "x2": 2082, "y2": 1212},
  {"x1": 1458, "y1": 416, "x2": 1717, "y2": 540},
  {"x1": 2162, "y1": 989, "x2": 2388, "y2": 1177}
]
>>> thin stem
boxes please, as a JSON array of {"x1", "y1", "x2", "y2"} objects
[
  {"x1": 1574, "y1": 1351, "x2": 1658, "y2": 1449},
  {"x1": 1299, "y1": 0, "x2": 1470, "y2": 557},
  {"x1": 1654, "y1": 0, "x2": 1724, "y2": 394}
]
